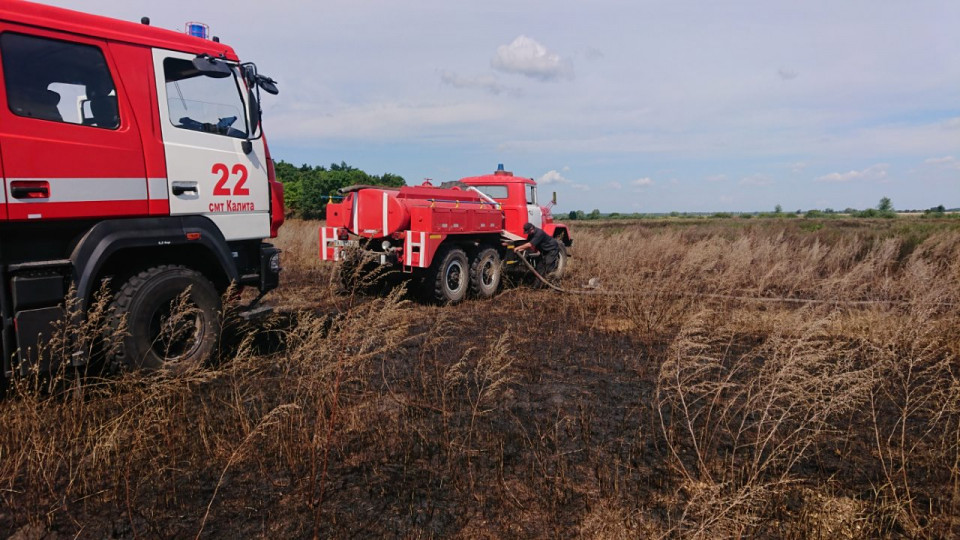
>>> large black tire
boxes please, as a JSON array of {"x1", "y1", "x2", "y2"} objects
[
  {"x1": 424, "y1": 246, "x2": 469, "y2": 304},
  {"x1": 552, "y1": 244, "x2": 568, "y2": 279},
  {"x1": 470, "y1": 247, "x2": 502, "y2": 299},
  {"x1": 109, "y1": 265, "x2": 221, "y2": 372}
]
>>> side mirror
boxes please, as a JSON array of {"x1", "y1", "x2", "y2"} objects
[
  {"x1": 192, "y1": 54, "x2": 232, "y2": 78},
  {"x1": 247, "y1": 88, "x2": 261, "y2": 137},
  {"x1": 257, "y1": 76, "x2": 279, "y2": 95},
  {"x1": 242, "y1": 63, "x2": 257, "y2": 86}
]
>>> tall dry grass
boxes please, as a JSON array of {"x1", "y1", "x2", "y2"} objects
[{"x1": 0, "y1": 217, "x2": 958, "y2": 537}]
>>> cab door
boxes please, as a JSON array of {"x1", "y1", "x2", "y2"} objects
[
  {"x1": 525, "y1": 183, "x2": 542, "y2": 228},
  {"x1": 152, "y1": 49, "x2": 269, "y2": 241}
]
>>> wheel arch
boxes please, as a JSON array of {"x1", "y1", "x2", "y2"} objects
[
  {"x1": 71, "y1": 216, "x2": 238, "y2": 304},
  {"x1": 543, "y1": 223, "x2": 573, "y2": 246}
]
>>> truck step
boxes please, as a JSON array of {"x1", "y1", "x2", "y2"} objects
[{"x1": 8, "y1": 259, "x2": 72, "y2": 273}]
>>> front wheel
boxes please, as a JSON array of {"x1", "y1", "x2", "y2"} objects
[
  {"x1": 109, "y1": 265, "x2": 221, "y2": 372},
  {"x1": 552, "y1": 244, "x2": 569, "y2": 279}
]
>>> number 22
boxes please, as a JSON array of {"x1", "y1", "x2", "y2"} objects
[{"x1": 212, "y1": 163, "x2": 250, "y2": 196}]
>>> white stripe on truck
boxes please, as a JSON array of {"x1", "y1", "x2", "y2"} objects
[
  {"x1": 382, "y1": 191, "x2": 388, "y2": 236},
  {"x1": 352, "y1": 193, "x2": 359, "y2": 232},
  {"x1": 148, "y1": 177, "x2": 169, "y2": 200},
  {"x1": 6, "y1": 177, "x2": 148, "y2": 203}
]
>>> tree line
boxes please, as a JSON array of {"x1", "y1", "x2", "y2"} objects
[
  {"x1": 564, "y1": 197, "x2": 958, "y2": 221},
  {"x1": 273, "y1": 161, "x2": 405, "y2": 219}
]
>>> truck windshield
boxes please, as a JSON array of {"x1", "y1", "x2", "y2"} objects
[{"x1": 163, "y1": 58, "x2": 247, "y2": 138}]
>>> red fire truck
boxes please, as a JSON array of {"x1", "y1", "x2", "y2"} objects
[
  {"x1": 0, "y1": 1, "x2": 283, "y2": 379},
  {"x1": 319, "y1": 165, "x2": 573, "y2": 304}
]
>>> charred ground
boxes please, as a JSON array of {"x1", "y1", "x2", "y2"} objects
[{"x1": 2, "y1": 218, "x2": 959, "y2": 538}]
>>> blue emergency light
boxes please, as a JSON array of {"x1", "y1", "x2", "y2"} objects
[{"x1": 185, "y1": 22, "x2": 209, "y2": 39}]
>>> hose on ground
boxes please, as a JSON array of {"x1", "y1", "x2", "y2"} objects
[{"x1": 511, "y1": 250, "x2": 957, "y2": 308}]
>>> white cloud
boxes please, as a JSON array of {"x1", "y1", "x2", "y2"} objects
[
  {"x1": 269, "y1": 101, "x2": 502, "y2": 140},
  {"x1": 607, "y1": 181, "x2": 622, "y2": 189},
  {"x1": 789, "y1": 162, "x2": 807, "y2": 173},
  {"x1": 538, "y1": 170, "x2": 571, "y2": 185},
  {"x1": 923, "y1": 156, "x2": 960, "y2": 170},
  {"x1": 630, "y1": 177, "x2": 654, "y2": 187},
  {"x1": 706, "y1": 174, "x2": 727, "y2": 182},
  {"x1": 943, "y1": 118, "x2": 960, "y2": 129},
  {"x1": 491, "y1": 36, "x2": 573, "y2": 81},
  {"x1": 815, "y1": 163, "x2": 889, "y2": 183},
  {"x1": 739, "y1": 174, "x2": 773, "y2": 186},
  {"x1": 540, "y1": 170, "x2": 590, "y2": 191},
  {"x1": 439, "y1": 69, "x2": 516, "y2": 96}
]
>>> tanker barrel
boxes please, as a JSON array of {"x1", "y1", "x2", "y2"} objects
[{"x1": 353, "y1": 188, "x2": 410, "y2": 237}]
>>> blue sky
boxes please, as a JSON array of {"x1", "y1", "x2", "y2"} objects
[{"x1": 46, "y1": 0, "x2": 960, "y2": 213}]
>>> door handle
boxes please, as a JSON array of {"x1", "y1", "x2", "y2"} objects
[
  {"x1": 171, "y1": 181, "x2": 199, "y2": 196},
  {"x1": 10, "y1": 180, "x2": 50, "y2": 199}
]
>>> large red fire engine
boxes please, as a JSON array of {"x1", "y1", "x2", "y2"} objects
[
  {"x1": 0, "y1": 1, "x2": 283, "y2": 379},
  {"x1": 319, "y1": 165, "x2": 573, "y2": 303}
]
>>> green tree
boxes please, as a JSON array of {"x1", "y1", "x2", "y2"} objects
[
  {"x1": 568, "y1": 210, "x2": 578, "y2": 220},
  {"x1": 588, "y1": 209, "x2": 601, "y2": 220},
  {"x1": 877, "y1": 197, "x2": 893, "y2": 213},
  {"x1": 774, "y1": 204, "x2": 782, "y2": 214},
  {"x1": 273, "y1": 160, "x2": 406, "y2": 219}
]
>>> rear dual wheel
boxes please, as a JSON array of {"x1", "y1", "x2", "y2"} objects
[
  {"x1": 470, "y1": 247, "x2": 501, "y2": 299},
  {"x1": 423, "y1": 245, "x2": 504, "y2": 304},
  {"x1": 425, "y1": 247, "x2": 469, "y2": 305}
]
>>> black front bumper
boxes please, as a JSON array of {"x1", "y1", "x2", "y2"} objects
[{"x1": 259, "y1": 243, "x2": 281, "y2": 293}]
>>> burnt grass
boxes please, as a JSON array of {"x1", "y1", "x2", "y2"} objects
[{"x1": 2, "y1": 217, "x2": 960, "y2": 538}]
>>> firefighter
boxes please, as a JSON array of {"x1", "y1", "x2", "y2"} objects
[{"x1": 514, "y1": 222, "x2": 560, "y2": 276}]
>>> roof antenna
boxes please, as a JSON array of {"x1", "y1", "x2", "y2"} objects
[{"x1": 140, "y1": 17, "x2": 150, "y2": 25}]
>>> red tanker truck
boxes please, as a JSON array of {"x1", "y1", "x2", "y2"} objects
[{"x1": 319, "y1": 165, "x2": 573, "y2": 303}]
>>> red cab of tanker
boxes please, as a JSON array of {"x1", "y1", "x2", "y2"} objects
[{"x1": 457, "y1": 164, "x2": 571, "y2": 245}]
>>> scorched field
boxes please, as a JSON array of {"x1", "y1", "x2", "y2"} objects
[{"x1": 2, "y1": 217, "x2": 959, "y2": 538}]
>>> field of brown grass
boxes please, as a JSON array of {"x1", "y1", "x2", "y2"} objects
[{"x1": 2, "y1": 217, "x2": 959, "y2": 538}]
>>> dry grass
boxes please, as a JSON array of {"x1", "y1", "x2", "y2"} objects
[{"x1": 2, "y1": 217, "x2": 959, "y2": 538}]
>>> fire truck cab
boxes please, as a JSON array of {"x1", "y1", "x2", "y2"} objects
[{"x1": 0, "y1": 1, "x2": 284, "y2": 379}]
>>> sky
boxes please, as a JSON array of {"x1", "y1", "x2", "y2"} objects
[{"x1": 43, "y1": 0, "x2": 960, "y2": 213}]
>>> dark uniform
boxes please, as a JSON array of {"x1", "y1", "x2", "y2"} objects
[{"x1": 526, "y1": 226, "x2": 560, "y2": 275}]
